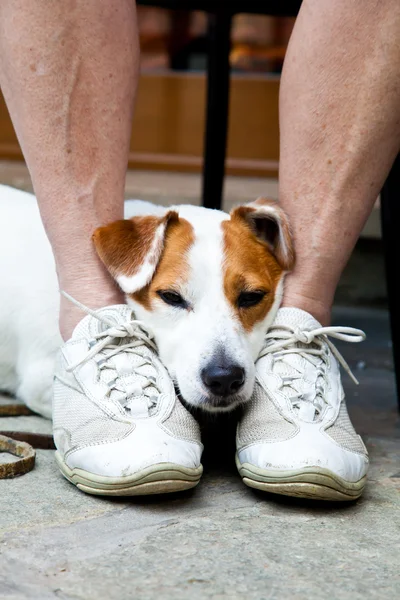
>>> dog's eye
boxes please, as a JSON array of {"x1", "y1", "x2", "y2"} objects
[
  {"x1": 156, "y1": 290, "x2": 188, "y2": 309},
  {"x1": 238, "y1": 291, "x2": 266, "y2": 308}
]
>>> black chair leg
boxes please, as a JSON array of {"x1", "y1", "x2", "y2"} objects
[
  {"x1": 201, "y1": 11, "x2": 232, "y2": 210},
  {"x1": 380, "y1": 153, "x2": 400, "y2": 410}
]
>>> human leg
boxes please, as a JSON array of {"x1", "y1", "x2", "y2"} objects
[
  {"x1": 279, "y1": 0, "x2": 400, "y2": 325},
  {"x1": 237, "y1": 0, "x2": 400, "y2": 500},
  {"x1": 0, "y1": 0, "x2": 139, "y2": 339}
]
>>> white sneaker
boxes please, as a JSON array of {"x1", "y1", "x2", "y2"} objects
[
  {"x1": 236, "y1": 308, "x2": 369, "y2": 501},
  {"x1": 53, "y1": 300, "x2": 203, "y2": 496}
]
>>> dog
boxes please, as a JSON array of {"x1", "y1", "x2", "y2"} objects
[{"x1": 0, "y1": 184, "x2": 294, "y2": 418}]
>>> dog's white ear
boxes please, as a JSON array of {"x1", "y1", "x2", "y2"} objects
[
  {"x1": 230, "y1": 197, "x2": 295, "y2": 271},
  {"x1": 92, "y1": 211, "x2": 179, "y2": 293}
]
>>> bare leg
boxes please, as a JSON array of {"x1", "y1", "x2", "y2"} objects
[
  {"x1": 0, "y1": 1, "x2": 139, "y2": 338},
  {"x1": 279, "y1": 0, "x2": 400, "y2": 325}
]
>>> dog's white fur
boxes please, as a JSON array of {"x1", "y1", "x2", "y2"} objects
[
  {"x1": 121, "y1": 203, "x2": 284, "y2": 413},
  {"x1": 0, "y1": 186, "x2": 290, "y2": 418},
  {"x1": 0, "y1": 186, "x2": 61, "y2": 418}
]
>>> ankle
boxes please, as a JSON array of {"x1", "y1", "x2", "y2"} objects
[
  {"x1": 59, "y1": 280, "x2": 124, "y2": 341},
  {"x1": 281, "y1": 292, "x2": 332, "y2": 326}
]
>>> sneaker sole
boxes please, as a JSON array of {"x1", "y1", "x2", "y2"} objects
[
  {"x1": 55, "y1": 451, "x2": 203, "y2": 496},
  {"x1": 236, "y1": 455, "x2": 366, "y2": 501}
]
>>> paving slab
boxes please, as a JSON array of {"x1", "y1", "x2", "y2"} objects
[{"x1": 0, "y1": 437, "x2": 399, "y2": 600}]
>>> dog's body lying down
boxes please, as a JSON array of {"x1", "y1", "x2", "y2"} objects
[{"x1": 0, "y1": 184, "x2": 294, "y2": 418}]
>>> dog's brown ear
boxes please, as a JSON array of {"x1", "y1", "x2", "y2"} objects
[
  {"x1": 92, "y1": 211, "x2": 179, "y2": 293},
  {"x1": 230, "y1": 198, "x2": 295, "y2": 271}
]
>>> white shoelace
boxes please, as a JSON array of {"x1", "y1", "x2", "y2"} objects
[
  {"x1": 62, "y1": 292, "x2": 161, "y2": 412},
  {"x1": 259, "y1": 325, "x2": 366, "y2": 418}
]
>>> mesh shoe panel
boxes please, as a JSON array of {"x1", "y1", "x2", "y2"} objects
[
  {"x1": 162, "y1": 398, "x2": 200, "y2": 442},
  {"x1": 53, "y1": 380, "x2": 133, "y2": 455},
  {"x1": 237, "y1": 383, "x2": 297, "y2": 447},
  {"x1": 325, "y1": 402, "x2": 366, "y2": 454}
]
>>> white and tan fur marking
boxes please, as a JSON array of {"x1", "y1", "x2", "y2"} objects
[
  {"x1": 95, "y1": 200, "x2": 294, "y2": 412},
  {"x1": 0, "y1": 187, "x2": 294, "y2": 416}
]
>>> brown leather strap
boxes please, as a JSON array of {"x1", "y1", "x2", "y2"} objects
[
  {"x1": 0, "y1": 400, "x2": 34, "y2": 417},
  {"x1": 0, "y1": 434, "x2": 36, "y2": 479},
  {"x1": 0, "y1": 431, "x2": 55, "y2": 450}
]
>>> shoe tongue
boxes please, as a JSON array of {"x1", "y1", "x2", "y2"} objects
[
  {"x1": 71, "y1": 305, "x2": 135, "y2": 341},
  {"x1": 268, "y1": 308, "x2": 325, "y2": 421},
  {"x1": 71, "y1": 304, "x2": 159, "y2": 415},
  {"x1": 273, "y1": 307, "x2": 322, "y2": 331}
]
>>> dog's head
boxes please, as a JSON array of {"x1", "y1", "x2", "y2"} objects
[{"x1": 93, "y1": 199, "x2": 294, "y2": 412}]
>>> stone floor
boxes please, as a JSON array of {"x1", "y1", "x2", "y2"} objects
[{"x1": 1, "y1": 307, "x2": 399, "y2": 600}]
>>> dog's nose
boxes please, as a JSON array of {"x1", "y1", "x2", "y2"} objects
[{"x1": 201, "y1": 365, "x2": 245, "y2": 397}]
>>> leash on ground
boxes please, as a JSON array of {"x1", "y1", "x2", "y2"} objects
[
  {"x1": 0, "y1": 403, "x2": 33, "y2": 417},
  {"x1": 0, "y1": 434, "x2": 36, "y2": 479},
  {"x1": 0, "y1": 401, "x2": 55, "y2": 479}
]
